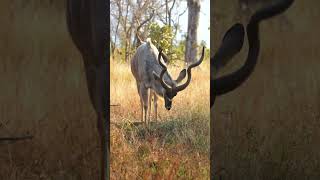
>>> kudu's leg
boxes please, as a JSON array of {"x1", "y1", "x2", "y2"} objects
[
  {"x1": 153, "y1": 92, "x2": 158, "y2": 122},
  {"x1": 140, "y1": 98, "x2": 144, "y2": 123},
  {"x1": 147, "y1": 89, "x2": 152, "y2": 125},
  {"x1": 139, "y1": 85, "x2": 148, "y2": 126},
  {"x1": 65, "y1": 1, "x2": 108, "y2": 177},
  {"x1": 97, "y1": 116, "x2": 108, "y2": 180},
  {"x1": 82, "y1": 57, "x2": 108, "y2": 180},
  {"x1": 137, "y1": 83, "x2": 144, "y2": 123}
]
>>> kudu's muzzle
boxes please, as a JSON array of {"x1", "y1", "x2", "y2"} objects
[{"x1": 164, "y1": 97, "x2": 172, "y2": 110}]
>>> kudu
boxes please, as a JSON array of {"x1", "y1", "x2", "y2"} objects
[
  {"x1": 131, "y1": 39, "x2": 205, "y2": 125},
  {"x1": 66, "y1": 0, "x2": 108, "y2": 180},
  {"x1": 210, "y1": 0, "x2": 294, "y2": 178}
]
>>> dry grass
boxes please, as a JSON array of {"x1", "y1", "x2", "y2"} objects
[
  {"x1": 0, "y1": 1, "x2": 100, "y2": 179},
  {"x1": 110, "y1": 57, "x2": 210, "y2": 179},
  {"x1": 212, "y1": 0, "x2": 320, "y2": 179}
]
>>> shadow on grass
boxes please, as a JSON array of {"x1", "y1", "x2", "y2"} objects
[{"x1": 113, "y1": 116, "x2": 209, "y2": 153}]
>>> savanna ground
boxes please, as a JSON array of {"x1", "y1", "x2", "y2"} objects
[
  {"x1": 0, "y1": 1, "x2": 101, "y2": 179},
  {"x1": 110, "y1": 55, "x2": 210, "y2": 179},
  {"x1": 212, "y1": 0, "x2": 320, "y2": 179}
]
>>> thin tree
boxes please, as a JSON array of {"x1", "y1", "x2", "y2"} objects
[{"x1": 185, "y1": 0, "x2": 201, "y2": 63}]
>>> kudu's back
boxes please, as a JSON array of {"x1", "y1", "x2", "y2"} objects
[{"x1": 131, "y1": 40, "x2": 168, "y2": 88}]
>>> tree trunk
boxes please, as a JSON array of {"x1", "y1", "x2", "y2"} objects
[
  {"x1": 112, "y1": 0, "x2": 123, "y2": 59},
  {"x1": 112, "y1": 13, "x2": 121, "y2": 59},
  {"x1": 168, "y1": 0, "x2": 176, "y2": 61},
  {"x1": 185, "y1": 0, "x2": 200, "y2": 63}
]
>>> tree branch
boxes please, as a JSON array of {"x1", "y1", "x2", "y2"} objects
[
  {"x1": 136, "y1": 10, "x2": 155, "y2": 32},
  {"x1": 0, "y1": 135, "x2": 33, "y2": 142}
]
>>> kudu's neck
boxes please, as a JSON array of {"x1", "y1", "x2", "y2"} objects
[{"x1": 152, "y1": 70, "x2": 176, "y2": 97}]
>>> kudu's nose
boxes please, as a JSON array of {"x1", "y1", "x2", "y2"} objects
[{"x1": 166, "y1": 106, "x2": 171, "y2": 110}]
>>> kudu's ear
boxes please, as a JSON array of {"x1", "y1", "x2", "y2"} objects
[{"x1": 175, "y1": 69, "x2": 187, "y2": 83}]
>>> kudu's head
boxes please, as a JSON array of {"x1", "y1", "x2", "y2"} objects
[{"x1": 153, "y1": 47, "x2": 205, "y2": 110}]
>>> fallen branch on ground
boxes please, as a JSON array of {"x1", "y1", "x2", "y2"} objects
[
  {"x1": 0, "y1": 135, "x2": 33, "y2": 142},
  {"x1": 110, "y1": 104, "x2": 120, "y2": 107}
]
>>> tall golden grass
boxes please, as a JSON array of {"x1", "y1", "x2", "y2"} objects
[
  {"x1": 212, "y1": 0, "x2": 320, "y2": 179},
  {"x1": 0, "y1": 1, "x2": 100, "y2": 179},
  {"x1": 110, "y1": 56, "x2": 210, "y2": 179}
]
